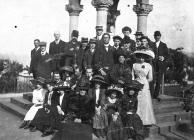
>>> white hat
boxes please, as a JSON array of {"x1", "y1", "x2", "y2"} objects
[{"x1": 134, "y1": 49, "x2": 155, "y2": 59}]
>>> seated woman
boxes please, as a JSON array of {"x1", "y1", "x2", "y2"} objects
[
  {"x1": 105, "y1": 88, "x2": 124, "y2": 140},
  {"x1": 53, "y1": 77, "x2": 95, "y2": 140},
  {"x1": 88, "y1": 75, "x2": 109, "y2": 139},
  {"x1": 19, "y1": 77, "x2": 47, "y2": 129},
  {"x1": 120, "y1": 80, "x2": 145, "y2": 140},
  {"x1": 30, "y1": 83, "x2": 70, "y2": 137}
]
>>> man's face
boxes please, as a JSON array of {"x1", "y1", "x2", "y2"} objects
[
  {"x1": 41, "y1": 46, "x2": 46, "y2": 52},
  {"x1": 119, "y1": 56, "x2": 125, "y2": 64},
  {"x1": 113, "y1": 39, "x2": 120, "y2": 47},
  {"x1": 103, "y1": 34, "x2": 110, "y2": 44},
  {"x1": 141, "y1": 39, "x2": 148, "y2": 47},
  {"x1": 96, "y1": 30, "x2": 103, "y2": 36},
  {"x1": 154, "y1": 35, "x2": 161, "y2": 42},
  {"x1": 86, "y1": 69, "x2": 93, "y2": 77},
  {"x1": 47, "y1": 84, "x2": 53, "y2": 92},
  {"x1": 81, "y1": 42, "x2": 88, "y2": 50},
  {"x1": 123, "y1": 43, "x2": 131, "y2": 51},
  {"x1": 54, "y1": 73, "x2": 60, "y2": 81},
  {"x1": 34, "y1": 40, "x2": 40, "y2": 48},
  {"x1": 90, "y1": 43, "x2": 96, "y2": 50},
  {"x1": 80, "y1": 90, "x2": 86, "y2": 96},
  {"x1": 54, "y1": 33, "x2": 60, "y2": 41},
  {"x1": 136, "y1": 40, "x2": 141, "y2": 47},
  {"x1": 135, "y1": 35, "x2": 142, "y2": 40},
  {"x1": 123, "y1": 31, "x2": 130, "y2": 37}
]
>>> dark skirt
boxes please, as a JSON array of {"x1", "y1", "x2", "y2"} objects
[
  {"x1": 51, "y1": 122, "x2": 93, "y2": 140},
  {"x1": 107, "y1": 115, "x2": 124, "y2": 140},
  {"x1": 122, "y1": 113, "x2": 144, "y2": 140},
  {"x1": 31, "y1": 106, "x2": 62, "y2": 131}
]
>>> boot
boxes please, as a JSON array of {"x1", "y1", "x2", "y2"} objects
[
  {"x1": 23, "y1": 121, "x2": 31, "y2": 129},
  {"x1": 19, "y1": 121, "x2": 27, "y2": 129}
]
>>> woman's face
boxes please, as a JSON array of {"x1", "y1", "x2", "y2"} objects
[
  {"x1": 119, "y1": 56, "x2": 125, "y2": 64},
  {"x1": 110, "y1": 92, "x2": 117, "y2": 99},
  {"x1": 140, "y1": 57, "x2": 145, "y2": 63},
  {"x1": 80, "y1": 90, "x2": 86, "y2": 96},
  {"x1": 47, "y1": 84, "x2": 53, "y2": 92},
  {"x1": 136, "y1": 40, "x2": 141, "y2": 47},
  {"x1": 128, "y1": 90, "x2": 135, "y2": 95},
  {"x1": 36, "y1": 84, "x2": 42, "y2": 90},
  {"x1": 95, "y1": 83, "x2": 101, "y2": 89}
]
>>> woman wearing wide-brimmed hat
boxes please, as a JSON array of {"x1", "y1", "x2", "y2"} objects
[
  {"x1": 88, "y1": 75, "x2": 109, "y2": 139},
  {"x1": 132, "y1": 49, "x2": 156, "y2": 126},
  {"x1": 104, "y1": 87, "x2": 124, "y2": 140},
  {"x1": 19, "y1": 77, "x2": 47, "y2": 129}
]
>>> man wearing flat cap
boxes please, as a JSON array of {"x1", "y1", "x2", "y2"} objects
[
  {"x1": 151, "y1": 31, "x2": 169, "y2": 100},
  {"x1": 36, "y1": 42, "x2": 52, "y2": 79},
  {"x1": 49, "y1": 31, "x2": 67, "y2": 72},
  {"x1": 30, "y1": 39, "x2": 41, "y2": 79}
]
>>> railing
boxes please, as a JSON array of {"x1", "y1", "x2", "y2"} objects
[{"x1": 16, "y1": 74, "x2": 33, "y2": 93}]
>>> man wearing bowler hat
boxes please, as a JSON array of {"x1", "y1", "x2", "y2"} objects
[
  {"x1": 151, "y1": 31, "x2": 169, "y2": 101},
  {"x1": 95, "y1": 25, "x2": 104, "y2": 48}
]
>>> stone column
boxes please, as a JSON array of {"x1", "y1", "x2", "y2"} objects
[
  {"x1": 133, "y1": 0, "x2": 153, "y2": 35},
  {"x1": 92, "y1": 0, "x2": 113, "y2": 33},
  {"x1": 66, "y1": 3, "x2": 83, "y2": 40}
]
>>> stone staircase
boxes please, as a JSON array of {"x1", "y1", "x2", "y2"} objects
[{"x1": 0, "y1": 93, "x2": 193, "y2": 139}]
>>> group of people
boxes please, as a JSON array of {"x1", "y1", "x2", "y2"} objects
[{"x1": 23, "y1": 25, "x2": 169, "y2": 139}]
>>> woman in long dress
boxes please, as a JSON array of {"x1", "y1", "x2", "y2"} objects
[{"x1": 132, "y1": 50, "x2": 156, "y2": 126}]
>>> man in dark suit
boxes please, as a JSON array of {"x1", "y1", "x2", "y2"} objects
[
  {"x1": 94, "y1": 25, "x2": 103, "y2": 48},
  {"x1": 151, "y1": 31, "x2": 169, "y2": 100},
  {"x1": 95, "y1": 33, "x2": 115, "y2": 76},
  {"x1": 49, "y1": 31, "x2": 66, "y2": 72},
  {"x1": 30, "y1": 39, "x2": 41, "y2": 79}
]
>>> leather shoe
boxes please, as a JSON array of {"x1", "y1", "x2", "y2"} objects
[
  {"x1": 19, "y1": 121, "x2": 27, "y2": 129},
  {"x1": 30, "y1": 126, "x2": 37, "y2": 132}
]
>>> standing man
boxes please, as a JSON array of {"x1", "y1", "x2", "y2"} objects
[
  {"x1": 49, "y1": 31, "x2": 66, "y2": 72},
  {"x1": 95, "y1": 25, "x2": 103, "y2": 48},
  {"x1": 152, "y1": 31, "x2": 169, "y2": 101},
  {"x1": 95, "y1": 33, "x2": 115, "y2": 76},
  {"x1": 112, "y1": 35, "x2": 122, "y2": 64},
  {"x1": 30, "y1": 39, "x2": 41, "y2": 79}
]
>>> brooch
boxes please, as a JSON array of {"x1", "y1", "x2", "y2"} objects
[{"x1": 141, "y1": 65, "x2": 145, "y2": 69}]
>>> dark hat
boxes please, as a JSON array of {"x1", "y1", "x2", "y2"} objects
[
  {"x1": 30, "y1": 77, "x2": 46, "y2": 85},
  {"x1": 154, "y1": 31, "x2": 161, "y2": 36},
  {"x1": 106, "y1": 87, "x2": 123, "y2": 98},
  {"x1": 113, "y1": 35, "x2": 122, "y2": 42},
  {"x1": 124, "y1": 80, "x2": 144, "y2": 91},
  {"x1": 91, "y1": 75, "x2": 108, "y2": 85},
  {"x1": 89, "y1": 38, "x2": 97, "y2": 44},
  {"x1": 122, "y1": 26, "x2": 132, "y2": 33},
  {"x1": 117, "y1": 51, "x2": 127, "y2": 58},
  {"x1": 140, "y1": 36, "x2": 149, "y2": 41},
  {"x1": 95, "y1": 25, "x2": 103, "y2": 31},
  {"x1": 134, "y1": 31, "x2": 143, "y2": 36},
  {"x1": 45, "y1": 79, "x2": 56, "y2": 86},
  {"x1": 60, "y1": 66, "x2": 74, "y2": 73},
  {"x1": 71, "y1": 30, "x2": 79, "y2": 37},
  {"x1": 39, "y1": 42, "x2": 47, "y2": 46},
  {"x1": 81, "y1": 37, "x2": 88, "y2": 43}
]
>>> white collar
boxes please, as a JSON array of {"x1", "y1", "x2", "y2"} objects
[
  {"x1": 104, "y1": 44, "x2": 110, "y2": 47},
  {"x1": 41, "y1": 51, "x2": 46, "y2": 55},
  {"x1": 55, "y1": 39, "x2": 60, "y2": 44},
  {"x1": 114, "y1": 45, "x2": 119, "y2": 50},
  {"x1": 35, "y1": 47, "x2": 40, "y2": 51}
]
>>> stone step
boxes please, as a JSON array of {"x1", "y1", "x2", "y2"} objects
[
  {"x1": 156, "y1": 111, "x2": 190, "y2": 124},
  {"x1": 150, "y1": 120, "x2": 191, "y2": 134},
  {"x1": 23, "y1": 93, "x2": 32, "y2": 102},
  {"x1": 154, "y1": 102, "x2": 183, "y2": 114},
  {"x1": 0, "y1": 101, "x2": 26, "y2": 119},
  {"x1": 10, "y1": 97, "x2": 33, "y2": 110},
  {"x1": 153, "y1": 95, "x2": 181, "y2": 104}
]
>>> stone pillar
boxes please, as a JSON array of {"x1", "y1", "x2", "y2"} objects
[
  {"x1": 66, "y1": 3, "x2": 83, "y2": 40},
  {"x1": 92, "y1": 0, "x2": 114, "y2": 33},
  {"x1": 133, "y1": 0, "x2": 153, "y2": 35}
]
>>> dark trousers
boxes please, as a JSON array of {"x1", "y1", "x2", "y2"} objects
[{"x1": 153, "y1": 71, "x2": 164, "y2": 98}]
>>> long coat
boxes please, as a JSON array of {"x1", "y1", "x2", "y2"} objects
[
  {"x1": 83, "y1": 49, "x2": 97, "y2": 70},
  {"x1": 30, "y1": 48, "x2": 41, "y2": 78}
]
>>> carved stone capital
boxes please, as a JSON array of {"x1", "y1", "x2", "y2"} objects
[
  {"x1": 66, "y1": 4, "x2": 83, "y2": 16},
  {"x1": 92, "y1": 0, "x2": 114, "y2": 10},
  {"x1": 133, "y1": 3, "x2": 153, "y2": 16}
]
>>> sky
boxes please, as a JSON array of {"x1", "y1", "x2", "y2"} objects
[{"x1": 0, "y1": 0, "x2": 194, "y2": 66}]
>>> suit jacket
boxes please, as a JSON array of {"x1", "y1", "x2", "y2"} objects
[
  {"x1": 88, "y1": 88, "x2": 106, "y2": 107},
  {"x1": 30, "y1": 48, "x2": 41, "y2": 73},
  {"x1": 49, "y1": 40, "x2": 66, "y2": 55},
  {"x1": 95, "y1": 44, "x2": 115, "y2": 70},
  {"x1": 151, "y1": 41, "x2": 169, "y2": 72},
  {"x1": 83, "y1": 49, "x2": 97, "y2": 69}
]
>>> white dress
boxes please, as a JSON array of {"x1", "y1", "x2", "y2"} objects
[
  {"x1": 24, "y1": 88, "x2": 46, "y2": 121},
  {"x1": 132, "y1": 62, "x2": 156, "y2": 125}
]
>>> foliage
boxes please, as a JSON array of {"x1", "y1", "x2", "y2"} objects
[{"x1": 0, "y1": 59, "x2": 23, "y2": 93}]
